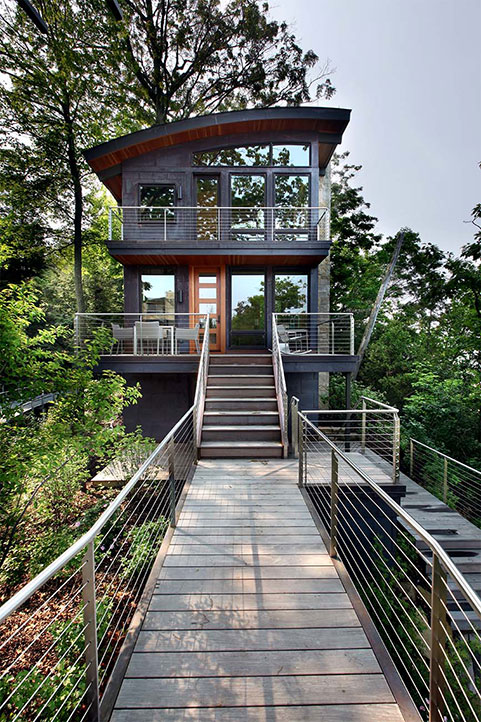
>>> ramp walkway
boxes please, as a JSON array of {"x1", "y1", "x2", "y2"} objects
[{"x1": 110, "y1": 459, "x2": 406, "y2": 721}]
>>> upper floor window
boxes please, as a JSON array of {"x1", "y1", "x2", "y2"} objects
[
  {"x1": 140, "y1": 184, "x2": 176, "y2": 221},
  {"x1": 193, "y1": 143, "x2": 310, "y2": 167}
]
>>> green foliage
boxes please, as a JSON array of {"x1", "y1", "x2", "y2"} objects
[{"x1": 120, "y1": 518, "x2": 169, "y2": 580}]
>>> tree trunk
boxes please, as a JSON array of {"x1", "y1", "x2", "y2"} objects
[{"x1": 64, "y1": 105, "x2": 85, "y2": 314}]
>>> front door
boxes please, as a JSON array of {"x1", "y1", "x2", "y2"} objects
[{"x1": 191, "y1": 267, "x2": 225, "y2": 352}]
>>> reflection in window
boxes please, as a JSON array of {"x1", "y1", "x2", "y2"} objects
[
  {"x1": 275, "y1": 175, "x2": 309, "y2": 228},
  {"x1": 272, "y1": 144, "x2": 309, "y2": 166},
  {"x1": 231, "y1": 175, "x2": 266, "y2": 229},
  {"x1": 193, "y1": 145, "x2": 270, "y2": 166},
  {"x1": 231, "y1": 273, "x2": 265, "y2": 333},
  {"x1": 196, "y1": 177, "x2": 219, "y2": 240},
  {"x1": 142, "y1": 275, "x2": 175, "y2": 314},
  {"x1": 275, "y1": 274, "x2": 308, "y2": 313},
  {"x1": 140, "y1": 185, "x2": 176, "y2": 221}
]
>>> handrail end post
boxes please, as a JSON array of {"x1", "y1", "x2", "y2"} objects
[{"x1": 82, "y1": 541, "x2": 100, "y2": 722}]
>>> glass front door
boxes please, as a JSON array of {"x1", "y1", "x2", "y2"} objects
[
  {"x1": 230, "y1": 272, "x2": 266, "y2": 348},
  {"x1": 192, "y1": 268, "x2": 223, "y2": 352}
]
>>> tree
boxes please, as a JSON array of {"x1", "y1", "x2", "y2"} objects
[
  {"x1": 118, "y1": 0, "x2": 335, "y2": 124},
  {"x1": 0, "y1": 0, "x2": 123, "y2": 312}
]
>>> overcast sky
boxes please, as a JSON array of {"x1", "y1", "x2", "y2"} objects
[{"x1": 271, "y1": 0, "x2": 480, "y2": 255}]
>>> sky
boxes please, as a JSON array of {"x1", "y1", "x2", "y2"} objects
[{"x1": 270, "y1": 0, "x2": 481, "y2": 255}]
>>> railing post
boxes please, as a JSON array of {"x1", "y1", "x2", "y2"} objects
[
  {"x1": 298, "y1": 417, "x2": 305, "y2": 487},
  {"x1": 168, "y1": 437, "x2": 176, "y2": 527},
  {"x1": 443, "y1": 457, "x2": 448, "y2": 503},
  {"x1": 74, "y1": 314, "x2": 80, "y2": 355},
  {"x1": 429, "y1": 553, "x2": 447, "y2": 722},
  {"x1": 163, "y1": 207, "x2": 167, "y2": 241},
  {"x1": 330, "y1": 449, "x2": 339, "y2": 558},
  {"x1": 393, "y1": 412, "x2": 400, "y2": 483},
  {"x1": 409, "y1": 438, "x2": 414, "y2": 478},
  {"x1": 350, "y1": 314, "x2": 355, "y2": 355},
  {"x1": 82, "y1": 541, "x2": 100, "y2": 722},
  {"x1": 291, "y1": 398, "x2": 299, "y2": 458},
  {"x1": 330, "y1": 321, "x2": 335, "y2": 354},
  {"x1": 361, "y1": 399, "x2": 366, "y2": 454}
]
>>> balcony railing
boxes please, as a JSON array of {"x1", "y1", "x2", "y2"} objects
[
  {"x1": 74, "y1": 313, "x2": 209, "y2": 356},
  {"x1": 108, "y1": 206, "x2": 329, "y2": 245},
  {"x1": 273, "y1": 312, "x2": 355, "y2": 355}
]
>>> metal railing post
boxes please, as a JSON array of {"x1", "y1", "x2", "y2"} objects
[
  {"x1": 330, "y1": 450, "x2": 339, "y2": 558},
  {"x1": 163, "y1": 207, "x2": 167, "y2": 241},
  {"x1": 443, "y1": 457, "x2": 448, "y2": 503},
  {"x1": 74, "y1": 314, "x2": 80, "y2": 354},
  {"x1": 409, "y1": 438, "x2": 414, "y2": 478},
  {"x1": 393, "y1": 412, "x2": 401, "y2": 483},
  {"x1": 82, "y1": 541, "x2": 100, "y2": 722},
  {"x1": 291, "y1": 398, "x2": 299, "y2": 458},
  {"x1": 108, "y1": 208, "x2": 112, "y2": 241},
  {"x1": 350, "y1": 314, "x2": 355, "y2": 355},
  {"x1": 429, "y1": 553, "x2": 447, "y2": 722},
  {"x1": 168, "y1": 437, "x2": 176, "y2": 527},
  {"x1": 361, "y1": 398, "x2": 366, "y2": 454},
  {"x1": 298, "y1": 417, "x2": 305, "y2": 487}
]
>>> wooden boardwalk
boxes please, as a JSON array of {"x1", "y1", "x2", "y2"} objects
[{"x1": 111, "y1": 459, "x2": 407, "y2": 721}]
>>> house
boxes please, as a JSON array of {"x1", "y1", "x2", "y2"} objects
[{"x1": 82, "y1": 107, "x2": 358, "y2": 451}]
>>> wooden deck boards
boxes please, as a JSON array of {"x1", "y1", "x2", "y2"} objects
[{"x1": 111, "y1": 458, "x2": 407, "y2": 721}]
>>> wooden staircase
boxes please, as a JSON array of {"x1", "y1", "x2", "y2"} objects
[{"x1": 199, "y1": 354, "x2": 284, "y2": 458}]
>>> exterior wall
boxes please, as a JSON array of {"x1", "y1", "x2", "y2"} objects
[{"x1": 122, "y1": 373, "x2": 196, "y2": 440}]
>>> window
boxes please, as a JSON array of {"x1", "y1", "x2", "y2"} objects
[
  {"x1": 196, "y1": 177, "x2": 219, "y2": 240},
  {"x1": 193, "y1": 143, "x2": 309, "y2": 167},
  {"x1": 230, "y1": 272, "x2": 266, "y2": 347},
  {"x1": 275, "y1": 174, "x2": 309, "y2": 234},
  {"x1": 139, "y1": 184, "x2": 176, "y2": 221},
  {"x1": 141, "y1": 274, "x2": 175, "y2": 314},
  {"x1": 275, "y1": 274, "x2": 308, "y2": 313},
  {"x1": 230, "y1": 175, "x2": 266, "y2": 232}
]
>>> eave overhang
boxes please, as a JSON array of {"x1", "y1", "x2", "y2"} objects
[{"x1": 83, "y1": 107, "x2": 351, "y2": 202}]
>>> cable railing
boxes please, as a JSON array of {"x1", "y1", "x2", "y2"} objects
[
  {"x1": 296, "y1": 409, "x2": 481, "y2": 722},
  {"x1": 273, "y1": 312, "x2": 355, "y2": 355},
  {"x1": 74, "y1": 312, "x2": 208, "y2": 357},
  {"x1": 300, "y1": 395, "x2": 400, "y2": 483},
  {"x1": 193, "y1": 314, "x2": 210, "y2": 450},
  {"x1": 0, "y1": 407, "x2": 197, "y2": 722},
  {"x1": 409, "y1": 439, "x2": 481, "y2": 529},
  {"x1": 108, "y1": 205, "x2": 329, "y2": 244},
  {"x1": 271, "y1": 314, "x2": 288, "y2": 457}
]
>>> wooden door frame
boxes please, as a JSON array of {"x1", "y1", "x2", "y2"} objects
[{"x1": 189, "y1": 265, "x2": 226, "y2": 353}]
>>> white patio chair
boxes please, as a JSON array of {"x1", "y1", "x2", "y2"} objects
[
  {"x1": 134, "y1": 321, "x2": 163, "y2": 355},
  {"x1": 174, "y1": 324, "x2": 200, "y2": 354},
  {"x1": 277, "y1": 324, "x2": 309, "y2": 353},
  {"x1": 111, "y1": 324, "x2": 134, "y2": 354}
]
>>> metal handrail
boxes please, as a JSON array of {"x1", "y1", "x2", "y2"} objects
[
  {"x1": 410, "y1": 438, "x2": 481, "y2": 475},
  {"x1": 272, "y1": 314, "x2": 288, "y2": 457},
  {"x1": 299, "y1": 411, "x2": 481, "y2": 616},
  {"x1": 193, "y1": 315, "x2": 210, "y2": 450},
  {"x1": 273, "y1": 312, "x2": 355, "y2": 356},
  {"x1": 0, "y1": 405, "x2": 193, "y2": 623}
]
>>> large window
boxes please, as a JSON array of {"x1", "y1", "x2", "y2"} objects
[
  {"x1": 196, "y1": 176, "x2": 219, "y2": 240},
  {"x1": 230, "y1": 272, "x2": 266, "y2": 347},
  {"x1": 274, "y1": 273, "x2": 308, "y2": 313},
  {"x1": 139, "y1": 184, "x2": 176, "y2": 221},
  {"x1": 141, "y1": 274, "x2": 175, "y2": 314},
  {"x1": 193, "y1": 143, "x2": 309, "y2": 167},
  {"x1": 231, "y1": 175, "x2": 266, "y2": 232},
  {"x1": 275, "y1": 174, "x2": 310, "y2": 240}
]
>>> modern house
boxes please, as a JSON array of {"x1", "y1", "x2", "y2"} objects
[{"x1": 82, "y1": 107, "x2": 358, "y2": 451}]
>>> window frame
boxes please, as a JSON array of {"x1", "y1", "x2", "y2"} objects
[{"x1": 138, "y1": 183, "x2": 177, "y2": 223}]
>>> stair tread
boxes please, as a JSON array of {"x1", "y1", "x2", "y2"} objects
[
  {"x1": 200, "y1": 441, "x2": 283, "y2": 448},
  {"x1": 207, "y1": 375, "x2": 274, "y2": 378},
  {"x1": 206, "y1": 398, "x2": 277, "y2": 402},
  {"x1": 207, "y1": 385, "x2": 275, "y2": 389},
  {"x1": 202, "y1": 425, "x2": 281, "y2": 431},
  {"x1": 204, "y1": 411, "x2": 279, "y2": 416}
]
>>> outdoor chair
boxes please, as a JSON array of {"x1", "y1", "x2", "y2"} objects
[
  {"x1": 277, "y1": 324, "x2": 309, "y2": 354},
  {"x1": 111, "y1": 324, "x2": 134, "y2": 354},
  {"x1": 174, "y1": 324, "x2": 200, "y2": 354},
  {"x1": 134, "y1": 321, "x2": 164, "y2": 355}
]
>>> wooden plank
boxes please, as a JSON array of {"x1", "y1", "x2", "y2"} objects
[
  {"x1": 170, "y1": 526, "x2": 315, "y2": 536},
  {"x1": 157, "y1": 565, "x2": 337, "y2": 581},
  {"x1": 154, "y1": 576, "x2": 341, "y2": 594},
  {"x1": 115, "y1": 673, "x2": 394, "y2": 708},
  {"x1": 177, "y1": 520, "x2": 318, "y2": 529},
  {"x1": 143, "y1": 605, "x2": 354, "y2": 630},
  {"x1": 148, "y1": 592, "x2": 352, "y2": 612},
  {"x1": 136, "y1": 627, "x2": 369, "y2": 653},
  {"x1": 168, "y1": 542, "x2": 327, "y2": 555},
  {"x1": 111, "y1": 704, "x2": 406, "y2": 722},
  {"x1": 170, "y1": 533, "x2": 321, "y2": 544},
  {"x1": 126, "y1": 648, "x2": 380, "y2": 677},
  {"x1": 163, "y1": 553, "x2": 331, "y2": 567}
]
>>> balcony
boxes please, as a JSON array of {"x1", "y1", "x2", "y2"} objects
[{"x1": 107, "y1": 206, "x2": 330, "y2": 255}]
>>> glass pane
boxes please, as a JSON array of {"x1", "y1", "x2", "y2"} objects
[
  {"x1": 272, "y1": 144, "x2": 310, "y2": 166},
  {"x1": 231, "y1": 274, "x2": 265, "y2": 331},
  {"x1": 274, "y1": 233, "x2": 309, "y2": 243},
  {"x1": 275, "y1": 175, "x2": 309, "y2": 228},
  {"x1": 142, "y1": 275, "x2": 175, "y2": 314},
  {"x1": 275, "y1": 274, "x2": 308, "y2": 313},
  {"x1": 231, "y1": 175, "x2": 265, "y2": 229},
  {"x1": 199, "y1": 287, "x2": 217, "y2": 299},
  {"x1": 140, "y1": 185, "x2": 175, "y2": 221},
  {"x1": 199, "y1": 302, "x2": 217, "y2": 314},
  {"x1": 230, "y1": 332, "x2": 266, "y2": 347},
  {"x1": 193, "y1": 145, "x2": 269, "y2": 166},
  {"x1": 199, "y1": 275, "x2": 216, "y2": 283},
  {"x1": 196, "y1": 177, "x2": 218, "y2": 240}
]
